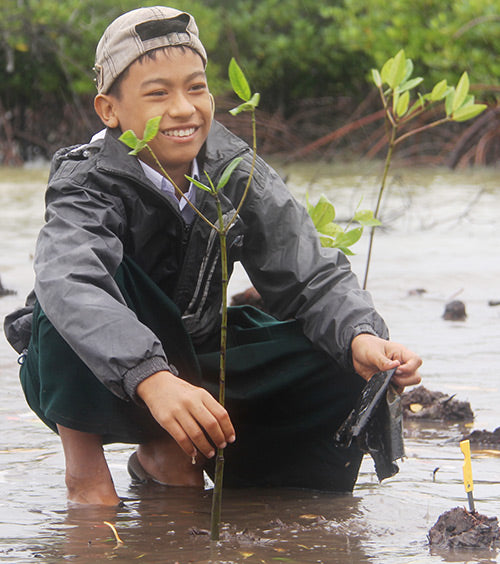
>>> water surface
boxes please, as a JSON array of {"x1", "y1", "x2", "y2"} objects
[{"x1": 1, "y1": 164, "x2": 499, "y2": 563}]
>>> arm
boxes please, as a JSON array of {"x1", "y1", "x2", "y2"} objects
[
  {"x1": 236, "y1": 158, "x2": 388, "y2": 370},
  {"x1": 34, "y1": 176, "x2": 171, "y2": 400}
]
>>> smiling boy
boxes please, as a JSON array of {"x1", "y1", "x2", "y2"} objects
[{"x1": 5, "y1": 6, "x2": 421, "y2": 506}]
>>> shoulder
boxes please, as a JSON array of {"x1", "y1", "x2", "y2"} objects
[
  {"x1": 48, "y1": 129, "x2": 144, "y2": 189},
  {"x1": 204, "y1": 121, "x2": 276, "y2": 188}
]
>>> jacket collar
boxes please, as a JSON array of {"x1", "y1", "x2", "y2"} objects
[{"x1": 95, "y1": 120, "x2": 250, "y2": 187}]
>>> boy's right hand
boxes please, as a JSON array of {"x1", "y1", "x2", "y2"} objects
[{"x1": 136, "y1": 371, "x2": 236, "y2": 459}]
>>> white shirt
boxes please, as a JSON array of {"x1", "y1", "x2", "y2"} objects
[
  {"x1": 139, "y1": 159, "x2": 199, "y2": 225},
  {"x1": 91, "y1": 129, "x2": 199, "y2": 224}
]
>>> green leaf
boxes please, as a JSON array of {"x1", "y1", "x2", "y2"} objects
[
  {"x1": 308, "y1": 195, "x2": 336, "y2": 228},
  {"x1": 452, "y1": 72, "x2": 469, "y2": 112},
  {"x1": 229, "y1": 58, "x2": 251, "y2": 102},
  {"x1": 380, "y1": 56, "x2": 394, "y2": 86},
  {"x1": 445, "y1": 88, "x2": 455, "y2": 116},
  {"x1": 403, "y1": 58, "x2": 414, "y2": 82},
  {"x1": 430, "y1": 79, "x2": 448, "y2": 101},
  {"x1": 119, "y1": 129, "x2": 139, "y2": 149},
  {"x1": 185, "y1": 174, "x2": 214, "y2": 194},
  {"x1": 392, "y1": 89, "x2": 400, "y2": 115},
  {"x1": 229, "y1": 92, "x2": 260, "y2": 115},
  {"x1": 128, "y1": 140, "x2": 146, "y2": 156},
  {"x1": 143, "y1": 116, "x2": 161, "y2": 143},
  {"x1": 460, "y1": 94, "x2": 475, "y2": 108},
  {"x1": 217, "y1": 157, "x2": 243, "y2": 191},
  {"x1": 319, "y1": 236, "x2": 335, "y2": 248},
  {"x1": 203, "y1": 171, "x2": 217, "y2": 193},
  {"x1": 383, "y1": 49, "x2": 407, "y2": 89},
  {"x1": 407, "y1": 95, "x2": 425, "y2": 116},
  {"x1": 452, "y1": 103, "x2": 487, "y2": 122},
  {"x1": 397, "y1": 77, "x2": 423, "y2": 94},
  {"x1": 318, "y1": 222, "x2": 342, "y2": 238},
  {"x1": 353, "y1": 209, "x2": 382, "y2": 227},
  {"x1": 334, "y1": 227, "x2": 363, "y2": 248},
  {"x1": 371, "y1": 68, "x2": 382, "y2": 88},
  {"x1": 339, "y1": 246, "x2": 355, "y2": 256},
  {"x1": 396, "y1": 90, "x2": 410, "y2": 117}
]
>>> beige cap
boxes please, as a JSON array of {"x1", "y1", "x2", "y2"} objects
[{"x1": 94, "y1": 6, "x2": 207, "y2": 94}]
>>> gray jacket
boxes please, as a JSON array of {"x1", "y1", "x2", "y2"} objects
[{"x1": 4, "y1": 121, "x2": 388, "y2": 401}]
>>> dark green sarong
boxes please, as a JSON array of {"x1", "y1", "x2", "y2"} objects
[{"x1": 20, "y1": 257, "x2": 365, "y2": 491}]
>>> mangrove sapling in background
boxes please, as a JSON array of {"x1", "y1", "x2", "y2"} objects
[
  {"x1": 307, "y1": 50, "x2": 487, "y2": 281},
  {"x1": 119, "y1": 58, "x2": 260, "y2": 542},
  {"x1": 307, "y1": 194, "x2": 381, "y2": 256},
  {"x1": 362, "y1": 49, "x2": 486, "y2": 289}
]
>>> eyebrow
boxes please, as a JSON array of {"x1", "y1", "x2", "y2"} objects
[{"x1": 140, "y1": 71, "x2": 207, "y2": 89}]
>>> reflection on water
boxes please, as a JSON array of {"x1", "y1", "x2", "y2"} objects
[{"x1": 1, "y1": 164, "x2": 499, "y2": 563}]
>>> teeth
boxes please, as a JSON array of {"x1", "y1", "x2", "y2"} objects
[{"x1": 163, "y1": 127, "x2": 195, "y2": 138}]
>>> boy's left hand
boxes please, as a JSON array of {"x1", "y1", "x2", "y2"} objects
[{"x1": 351, "y1": 333, "x2": 422, "y2": 392}]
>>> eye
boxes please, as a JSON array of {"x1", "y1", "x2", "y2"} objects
[
  {"x1": 190, "y1": 82, "x2": 207, "y2": 93},
  {"x1": 147, "y1": 89, "x2": 167, "y2": 97}
]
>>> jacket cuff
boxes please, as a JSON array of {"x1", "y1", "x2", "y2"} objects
[
  {"x1": 345, "y1": 324, "x2": 384, "y2": 372},
  {"x1": 123, "y1": 356, "x2": 175, "y2": 402}
]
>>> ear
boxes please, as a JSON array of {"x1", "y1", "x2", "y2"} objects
[
  {"x1": 209, "y1": 92, "x2": 215, "y2": 119},
  {"x1": 94, "y1": 94, "x2": 120, "y2": 129}
]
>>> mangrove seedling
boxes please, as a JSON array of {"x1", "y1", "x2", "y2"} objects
[
  {"x1": 119, "y1": 58, "x2": 260, "y2": 542},
  {"x1": 363, "y1": 49, "x2": 486, "y2": 288}
]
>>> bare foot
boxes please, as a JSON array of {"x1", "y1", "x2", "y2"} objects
[
  {"x1": 136, "y1": 435, "x2": 205, "y2": 487},
  {"x1": 57, "y1": 424, "x2": 120, "y2": 506},
  {"x1": 65, "y1": 470, "x2": 121, "y2": 506}
]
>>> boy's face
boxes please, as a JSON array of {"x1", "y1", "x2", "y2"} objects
[{"x1": 97, "y1": 48, "x2": 212, "y2": 186}]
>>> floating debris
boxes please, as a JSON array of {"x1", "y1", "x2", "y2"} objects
[
  {"x1": 428, "y1": 507, "x2": 499, "y2": 549},
  {"x1": 401, "y1": 386, "x2": 474, "y2": 421},
  {"x1": 408, "y1": 288, "x2": 427, "y2": 296}
]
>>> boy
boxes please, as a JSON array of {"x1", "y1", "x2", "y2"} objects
[{"x1": 4, "y1": 6, "x2": 421, "y2": 506}]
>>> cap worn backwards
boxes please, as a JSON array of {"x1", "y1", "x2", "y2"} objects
[{"x1": 94, "y1": 6, "x2": 207, "y2": 94}]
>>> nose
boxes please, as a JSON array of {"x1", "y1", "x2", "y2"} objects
[{"x1": 168, "y1": 92, "x2": 195, "y2": 118}]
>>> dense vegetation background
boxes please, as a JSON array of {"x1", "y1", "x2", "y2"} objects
[{"x1": 1, "y1": 0, "x2": 499, "y2": 165}]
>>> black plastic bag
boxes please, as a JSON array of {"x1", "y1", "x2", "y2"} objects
[{"x1": 335, "y1": 368, "x2": 404, "y2": 481}]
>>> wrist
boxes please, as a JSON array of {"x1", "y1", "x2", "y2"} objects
[{"x1": 136, "y1": 370, "x2": 176, "y2": 402}]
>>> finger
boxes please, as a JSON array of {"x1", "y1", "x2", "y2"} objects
[
  {"x1": 179, "y1": 414, "x2": 217, "y2": 459},
  {"x1": 163, "y1": 419, "x2": 199, "y2": 458},
  {"x1": 392, "y1": 370, "x2": 422, "y2": 390},
  {"x1": 201, "y1": 394, "x2": 236, "y2": 443}
]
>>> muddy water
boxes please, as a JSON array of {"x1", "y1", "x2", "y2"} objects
[{"x1": 1, "y1": 163, "x2": 499, "y2": 564}]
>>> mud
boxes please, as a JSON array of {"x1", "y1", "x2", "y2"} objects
[
  {"x1": 462, "y1": 427, "x2": 500, "y2": 447},
  {"x1": 442, "y1": 300, "x2": 467, "y2": 321},
  {"x1": 428, "y1": 506, "x2": 499, "y2": 549},
  {"x1": 401, "y1": 386, "x2": 474, "y2": 421}
]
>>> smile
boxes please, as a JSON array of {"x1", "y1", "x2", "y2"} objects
[{"x1": 162, "y1": 127, "x2": 196, "y2": 138}]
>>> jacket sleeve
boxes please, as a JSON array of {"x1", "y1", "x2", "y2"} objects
[
  {"x1": 237, "y1": 155, "x2": 389, "y2": 371},
  {"x1": 34, "y1": 171, "x2": 170, "y2": 401}
]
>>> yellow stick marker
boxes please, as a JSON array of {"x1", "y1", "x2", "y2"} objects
[{"x1": 459, "y1": 439, "x2": 475, "y2": 513}]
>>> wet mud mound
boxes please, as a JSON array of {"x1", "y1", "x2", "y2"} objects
[
  {"x1": 428, "y1": 507, "x2": 499, "y2": 549},
  {"x1": 401, "y1": 386, "x2": 474, "y2": 421},
  {"x1": 462, "y1": 427, "x2": 500, "y2": 448}
]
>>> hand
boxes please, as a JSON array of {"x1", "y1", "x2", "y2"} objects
[
  {"x1": 136, "y1": 370, "x2": 236, "y2": 459},
  {"x1": 351, "y1": 333, "x2": 422, "y2": 392}
]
